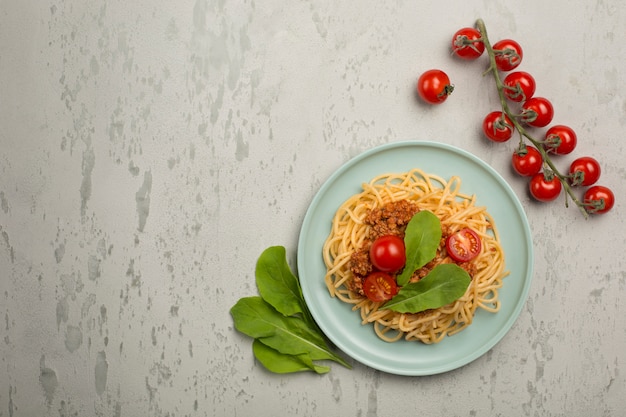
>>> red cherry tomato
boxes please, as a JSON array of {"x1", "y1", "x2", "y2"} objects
[
  {"x1": 482, "y1": 111, "x2": 514, "y2": 142},
  {"x1": 503, "y1": 71, "x2": 536, "y2": 102},
  {"x1": 544, "y1": 125, "x2": 577, "y2": 155},
  {"x1": 362, "y1": 272, "x2": 399, "y2": 302},
  {"x1": 445, "y1": 228, "x2": 482, "y2": 263},
  {"x1": 521, "y1": 97, "x2": 554, "y2": 127},
  {"x1": 369, "y1": 235, "x2": 406, "y2": 273},
  {"x1": 569, "y1": 156, "x2": 601, "y2": 186},
  {"x1": 451, "y1": 27, "x2": 485, "y2": 60},
  {"x1": 417, "y1": 69, "x2": 454, "y2": 105},
  {"x1": 583, "y1": 185, "x2": 614, "y2": 214},
  {"x1": 492, "y1": 39, "x2": 523, "y2": 71},
  {"x1": 529, "y1": 172, "x2": 562, "y2": 202},
  {"x1": 512, "y1": 145, "x2": 543, "y2": 177}
]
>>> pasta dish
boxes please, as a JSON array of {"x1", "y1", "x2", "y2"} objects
[{"x1": 322, "y1": 168, "x2": 507, "y2": 344}]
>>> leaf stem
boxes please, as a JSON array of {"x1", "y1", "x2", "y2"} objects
[{"x1": 475, "y1": 18, "x2": 588, "y2": 219}]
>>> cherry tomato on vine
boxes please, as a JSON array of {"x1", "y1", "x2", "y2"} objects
[
  {"x1": 583, "y1": 185, "x2": 614, "y2": 214},
  {"x1": 483, "y1": 111, "x2": 514, "y2": 142},
  {"x1": 512, "y1": 145, "x2": 542, "y2": 177},
  {"x1": 369, "y1": 235, "x2": 406, "y2": 273},
  {"x1": 521, "y1": 97, "x2": 554, "y2": 127},
  {"x1": 529, "y1": 172, "x2": 562, "y2": 202},
  {"x1": 446, "y1": 228, "x2": 482, "y2": 263},
  {"x1": 492, "y1": 39, "x2": 523, "y2": 71},
  {"x1": 544, "y1": 125, "x2": 577, "y2": 155},
  {"x1": 451, "y1": 27, "x2": 485, "y2": 60},
  {"x1": 416, "y1": 69, "x2": 454, "y2": 104},
  {"x1": 569, "y1": 156, "x2": 601, "y2": 187},
  {"x1": 503, "y1": 71, "x2": 536, "y2": 102},
  {"x1": 362, "y1": 272, "x2": 399, "y2": 302}
]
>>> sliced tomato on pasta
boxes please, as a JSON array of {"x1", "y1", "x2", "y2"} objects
[
  {"x1": 362, "y1": 272, "x2": 399, "y2": 302},
  {"x1": 446, "y1": 228, "x2": 482, "y2": 263}
]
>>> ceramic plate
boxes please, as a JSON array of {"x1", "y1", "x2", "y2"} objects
[{"x1": 297, "y1": 141, "x2": 533, "y2": 376}]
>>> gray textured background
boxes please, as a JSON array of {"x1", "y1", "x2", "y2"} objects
[{"x1": 1, "y1": 0, "x2": 625, "y2": 416}]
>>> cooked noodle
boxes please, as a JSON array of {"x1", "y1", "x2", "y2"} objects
[{"x1": 322, "y1": 168, "x2": 507, "y2": 344}]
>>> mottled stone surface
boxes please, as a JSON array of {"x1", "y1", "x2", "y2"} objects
[{"x1": 1, "y1": 1, "x2": 625, "y2": 416}]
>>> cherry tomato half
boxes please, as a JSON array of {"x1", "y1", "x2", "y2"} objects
[
  {"x1": 369, "y1": 235, "x2": 406, "y2": 273},
  {"x1": 451, "y1": 27, "x2": 485, "y2": 60},
  {"x1": 521, "y1": 97, "x2": 554, "y2": 127},
  {"x1": 512, "y1": 145, "x2": 543, "y2": 177},
  {"x1": 529, "y1": 172, "x2": 562, "y2": 202},
  {"x1": 503, "y1": 71, "x2": 536, "y2": 102},
  {"x1": 544, "y1": 125, "x2": 577, "y2": 155},
  {"x1": 417, "y1": 69, "x2": 454, "y2": 105},
  {"x1": 583, "y1": 185, "x2": 614, "y2": 214},
  {"x1": 569, "y1": 156, "x2": 601, "y2": 186},
  {"x1": 362, "y1": 272, "x2": 399, "y2": 302},
  {"x1": 483, "y1": 111, "x2": 514, "y2": 142},
  {"x1": 446, "y1": 228, "x2": 482, "y2": 263},
  {"x1": 492, "y1": 39, "x2": 523, "y2": 71}
]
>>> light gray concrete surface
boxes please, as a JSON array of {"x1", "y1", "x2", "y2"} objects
[{"x1": 1, "y1": 1, "x2": 625, "y2": 416}]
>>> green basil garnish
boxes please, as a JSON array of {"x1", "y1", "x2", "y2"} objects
[
  {"x1": 395, "y1": 210, "x2": 442, "y2": 286},
  {"x1": 385, "y1": 263, "x2": 471, "y2": 313},
  {"x1": 230, "y1": 246, "x2": 351, "y2": 374}
]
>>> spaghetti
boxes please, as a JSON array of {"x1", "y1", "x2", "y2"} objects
[{"x1": 322, "y1": 168, "x2": 507, "y2": 344}]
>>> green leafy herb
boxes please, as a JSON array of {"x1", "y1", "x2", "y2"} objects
[
  {"x1": 231, "y1": 296, "x2": 348, "y2": 365},
  {"x1": 255, "y1": 246, "x2": 306, "y2": 317},
  {"x1": 396, "y1": 210, "x2": 442, "y2": 286},
  {"x1": 384, "y1": 263, "x2": 471, "y2": 313},
  {"x1": 230, "y1": 246, "x2": 351, "y2": 374},
  {"x1": 252, "y1": 340, "x2": 330, "y2": 374}
]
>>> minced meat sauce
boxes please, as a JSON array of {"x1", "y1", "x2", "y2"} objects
[{"x1": 348, "y1": 200, "x2": 477, "y2": 295}]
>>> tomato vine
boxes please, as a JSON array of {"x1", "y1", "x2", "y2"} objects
[
  {"x1": 470, "y1": 18, "x2": 613, "y2": 218},
  {"x1": 423, "y1": 19, "x2": 613, "y2": 216}
]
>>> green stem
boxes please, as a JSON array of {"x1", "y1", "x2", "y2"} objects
[{"x1": 475, "y1": 19, "x2": 588, "y2": 219}]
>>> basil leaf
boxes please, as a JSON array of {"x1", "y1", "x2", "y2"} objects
[
  {"x1": 231, "y1": 246, "x2": 351, "y2": 374},
  {"x1": 252, "y1": 340, "x2": 330, "y2": 374},
  {"x1": 230, "y1": 296, "x2": 350, "y2": 367},
  {"x1": 396, "y1": 210, "x2": 442, "y2": 286},
  {"x1": 385, "y1": 263, "x2": 470, "y2": 313},
  {"x1": 255, "y1": 246, "x2": 305, "y2": 317}
]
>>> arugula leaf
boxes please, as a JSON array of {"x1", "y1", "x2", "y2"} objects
[
  {"x1": 252, "y1": 340, "x2": 330, "y2": 374},
  {"x1": 384, "y1": 263, "x2": 471, "y2": 313},
  {"x1": 396, "y1": 210, "x2": 442, "y2": 286},
  {"x1": 231, "y1": 246, "x2": 351, "y2": 374},
  {"x1": 230, "y1": 296, "x2": 350, "y2": 368},
  {"x1": 255, "y1": 246, "x2": 305, "y2": 317}
]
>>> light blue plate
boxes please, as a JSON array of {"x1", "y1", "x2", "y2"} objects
[{"x1": 297, "y1": 141, "x2": 533, "y2": 376}]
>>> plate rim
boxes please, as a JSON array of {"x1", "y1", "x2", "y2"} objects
[{"x1": 297, "y1": 140, "x2": 534, "y2": 375}]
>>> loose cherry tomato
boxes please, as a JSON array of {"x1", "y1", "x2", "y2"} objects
[
  {"x1": 529, "y1": 172, "x2": 562, "y2": 202},
  {"x1": 369, "y1": 235, "x2": 406, "y2": 273},
  {"x1": 503, "y1": 71, "x2": 536, "y2": 102},
  {"x1": 451, "y1": 27, "x2": 485, "y2": 60},
  {"x1": 446, "y1": 228, "x2": 482, "y2": 263},
  {"x1": 521, "y1": 97, "x2": 554, "y2": 127},
  {"x1": 417, "y1": 69, "x2": 454, "y2": 105},
  {"x1": 583, "y1": 185, "x2": 614, "y2": 214},
  {"x1": 483, "y1": 111, "x2": 514, "y2": 142},
  {"x1": 512, "y1": 145, "x2": 542, "y2": 177},
  {"x1": 362, "y1": 272, "x2": 399, "y2": 302},
  {"x1": 544, "y1": 125, "x2": 577, "y2": 155},
  {"x1": 492, "y1": 39, "x2": 523, "y2": 71},
  {"x1": 569, "y1": 156, "x2": 601, "y2": 186}
]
